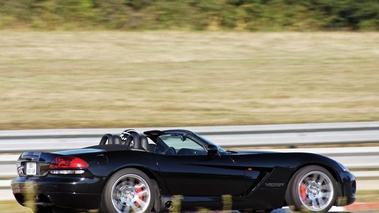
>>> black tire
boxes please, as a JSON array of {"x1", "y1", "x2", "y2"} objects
[
  {"x1": 285, "y1": 165, "x2": 337, "y2": 213},
  {"x1": 100, "y1": 168, "x2": 155, "y2": 213}
]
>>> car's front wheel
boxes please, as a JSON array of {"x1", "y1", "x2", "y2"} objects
[
  {"x1": 100, "y1": 168, "x2": 155, "y2": 213},
  {"x1": 285, "y1": 165, "x2": 337, "y2": 213}
]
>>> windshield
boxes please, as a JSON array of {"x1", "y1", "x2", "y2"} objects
[
  {"x1": 156, "y1": 133, "x2": 206, "y2": 155},
  {"x1": 194, "y1": 134, "x2": 227, "y2": 153}
]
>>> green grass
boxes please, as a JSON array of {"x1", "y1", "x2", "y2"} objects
[{"x1": 0, "y1": 31, "x2": 379, "y2": 130}]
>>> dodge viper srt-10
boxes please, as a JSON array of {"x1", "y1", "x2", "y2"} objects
[{"x1": 11, "y1": 129, "x2": 356, "y2": 213}]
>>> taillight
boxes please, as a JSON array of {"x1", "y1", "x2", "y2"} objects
[{"x1": 49, "y1": 156, "x2": 88, "y2": 175}]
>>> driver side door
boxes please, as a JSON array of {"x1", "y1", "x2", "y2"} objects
[{"x1": 153, "y1": 134, "x2": 246, "y2": 196}]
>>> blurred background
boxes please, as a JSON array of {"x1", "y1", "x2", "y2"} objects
[
  {"x1": 0, "y1": 0, "x2": 379, "y2": 212},
  {"x1": 1, "y1": 0, "x2": 379, "y2": 130}
]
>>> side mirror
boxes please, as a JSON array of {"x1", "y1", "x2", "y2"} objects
[{"x1": 207, "y1": 145, "x2": 219, "y2": 156}]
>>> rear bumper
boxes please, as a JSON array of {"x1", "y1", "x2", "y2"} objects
[{"x1": 11, "y1": 176, "x2": 103, "y2": 210}]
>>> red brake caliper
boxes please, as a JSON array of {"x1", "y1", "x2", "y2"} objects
[
  {"x1": 134, "y1": 186, "x2": 144, "y2": 208},
  {"x1": 300, "y1": 184, "x2": 307, "y2": 201}
]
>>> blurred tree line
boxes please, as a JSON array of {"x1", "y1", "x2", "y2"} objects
[{"x1": 0, "y1": 0, "x2": 378, "y2": 31}]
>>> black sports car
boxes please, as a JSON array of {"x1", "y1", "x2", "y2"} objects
[{"x1": 11, "y1": 129, "x2": 356, "y2": 213}]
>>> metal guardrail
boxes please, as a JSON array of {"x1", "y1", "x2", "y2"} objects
[
  {"x1": 1, "y1": 121, "x2": 379, "y2": 152},
  {"x1": 1, "y1": 121, "x2": 379, "y2": 197}
]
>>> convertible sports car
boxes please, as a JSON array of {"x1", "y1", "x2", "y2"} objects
[{"x1": 11, "y1": 129, "x2": 356, "y2": 213}]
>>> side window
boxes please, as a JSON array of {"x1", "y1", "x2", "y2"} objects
[{"x1": 158, "y1": 134, "x2": 207, "y2": 155}]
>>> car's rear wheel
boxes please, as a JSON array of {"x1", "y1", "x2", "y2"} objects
[
  {"x1": 285, "y1": 165, "x2": 337, "y2": 213},
  {"x1": 100, "y1": 168, "x2": 155, "y2": 213}
]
